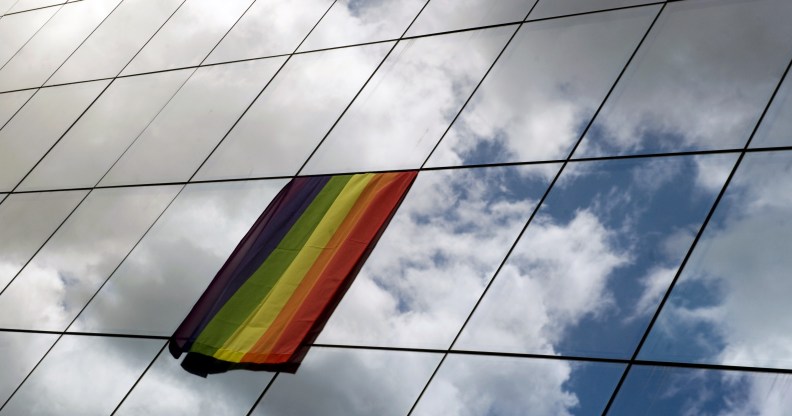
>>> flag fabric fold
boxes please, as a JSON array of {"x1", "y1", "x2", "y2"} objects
[{"x1": 169, "y1": 171, "x2": 417, "y2": 375}]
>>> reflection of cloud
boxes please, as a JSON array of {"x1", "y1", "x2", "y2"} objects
[
  {"x1": 318, "y1": 166, "x2": 553, "y2": 348},
  {"x1": 0, "y1": 332, "x2": 58, "y2": 405},
  {"x1": 406, "y1": 0, "x2": 535, "y2": 36}
]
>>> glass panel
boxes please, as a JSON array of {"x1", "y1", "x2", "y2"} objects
[
  {"x1": 251, "y1": 347, "x2": 440, "y2": 416},
  {"x1": 0, "y1": 6, "x2": 58, "y2": 68},
  {"x1": 115, "y1": 346, "x2": 272, "y2": 415},
  {"x1": 0, "y1": 0, "x2": 16, "y2": 14},
  {"x1": 751, "y1": 75, "x2": 792, "y2": 148},
  {"x1": 0, "y1": 89, "x2": 34, "y2": 128},
  {"x1": 529, "y1": 0, "x2": 656, "y2": 20},
  {"x1": 317, "y1": 165, "x2": 557, "y2": 349},
  {"x1": 412, "y1": 355, "x2": 624, "y2": 416},
  {"x1": 71, "y1": 179, "x2": 288, "y2": 336},
  {"x1": 0, "y1": 332, "x2": 57, "y2": 405},
  {"x1": 297, "y1": 0, "x2": 424, "y2": 51},
  {"x1": 0, "y1": 336, "x2": 163, "y2": 416},
  {"x1": 204, "y1": 0, "x2": 333, "y2": 64},
  {"x1": 0, "y1": 190, "x2": 87, "y2": 291},
  {"x1": 640, "y1": 151, "x2": 792, "y2": 369},
  {"x1": 16, "y1": 69, "x2": 192, "y2": 191},
  {"x1": 0, "y1": 81, "x2": 109, "y2": 192},
  {"x1": 0, "y1": 185, "x2": 180, "y2": 331},
  {"x1": 194, "y1": 43, "x2": 391, "y2": 181},
  {"x1": 575, "y1": 0, "x2": 792, "y2": 157},
  {"x1": 454, "y1": 155, "x2": 736, "y2": 358},
  {"x1": 6, "y1": 0, "x2": 64, "y2": 14},
  {"x1": 406, "y1": 0, "x2": 535, "y2": 36},
  {"x1": 121, "y1": 0, "x2": 254, "y2": 75},
  {"x1": 0, "y1": 0, "x2": 120, "y2": 91},
  {"x1": 99, "y1": 58, "x2": 286, "y2": 186},
  {"x1": 46, "y1": 0, "x2": 184, "y2": 85},
  {"x1": 608, "y1": 366, "x2": 792, "y2": 415},
  {"x1": 301, "y1": 27, "x2": 514, "y2": 175},
  {"x1": 426, "y1": 6, "x2": 659, "y2": 168}
]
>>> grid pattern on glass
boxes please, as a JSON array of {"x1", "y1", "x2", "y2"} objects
[{"x1": 0, "y1": 0, "x2": 791, "y2": 414}]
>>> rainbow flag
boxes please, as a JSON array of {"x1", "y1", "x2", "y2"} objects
[{"x1": 169, "y1": 171, "x2": 417, "y2": 375}]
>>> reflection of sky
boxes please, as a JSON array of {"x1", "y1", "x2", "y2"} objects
[
  {"x1": 455, "y1": 155, "x2": 736, "y2": 358},
  {"x1": 642, "y1": 151, "x2": 792, "y2": 369},
  {"x1": 413, "y1": 355, "x2": 624, "y2": 416},
  {"x1": 426, "y1": 6, "x2": 658, "y2": 168},
  {"x1": 0, "y1": 332, "x2": 57, "y2": 406},
  {"x1": 0, "y1": 6, "x2": 57, "y2": 69},
  {"x1": 609, "y1": 365, "x2": 792, "y2": 415},
  {"x1": 575, "y1": 0, "x2": 792, "y2": 157},
  {"x1": 317, "y1": 165, "x2": 556, "y2": 348},
  {"x1": 751, "y1": 75, "x2": 792, "y2": 148},
  {"x1": 406, "y1": 0, "x2": 536, "y2": 36},
  {"x1": 0, "y1": 90, "x2": 35, "y2": 129}
]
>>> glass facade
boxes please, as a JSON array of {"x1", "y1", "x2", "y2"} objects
[{"x1": 0, "y1": 0, "x2": 791, "y2": 414}]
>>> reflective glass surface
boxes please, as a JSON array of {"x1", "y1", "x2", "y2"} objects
[
  {"x1": 251, "y1": 347, "x2": 440, "y2": 416},
  {"x1": 317, "y1": 165, "x2": 556, "y2": 349},
  {"x1": 298, "y1": 0, "x2": 424, "y2": 51},
  {"x1": 46, "y1": 0, "x2": 184, "y2": 85},
  {"x1": 412, "y1": 355, "x2": 624, "y2": 416},
  {"x1": 99, "y1": 58, "x2": 286, "y2": 186},
  {"x1": 0, "y1": 89, "x2": 34, "y2": 128},
  {"x1": 427, "y1": 6, "x2": 658, "y2": 168},
  {"x1": 0, "y1": 6, "x2": 57, "y2": 68},
  {"x1": 301, "y1": 27, "x2": 514, "y2": 175},
  {"x1": 0, "y1": 190, "x2": 87, "y2": 290},
  {"x1": 406, "y1": 0, "x2": 535, "y2": 36},
  {"x1": 115, "y1": 347, "x2": 272, "y2": 415},
  {"x1": 575, "y1": 0, "x2": 792, "y2": 157},
  {"x1": 6, "y1": 0, "x2": 64, "y2": 14},
  {"x1": 17, "y1": 70, "x2": 192, "y2": 191},
  {"x1": 0, "y1": 80, "x2": 109, "y2": 192},
  {"x1": 0, "y1": 332, "x2": 58, "y2": 405},
  {"x1": 641, "y1": 151, "x2": 792, "y2": 369},
  {"x1": 205, "y1": 0, "x2": 332, "y2": 64},
  {"x1": 71, "y1": 179, "x2": 288, "y2": 335},
  {"x1": 194, "y1": 43, "x2": 391, "y2": 181},
  {"x1": 0, "y1": 0, "x2": 15, "y2": 14},
  {"x1": 0, "y1": 185, "x2": 180, "y2": 331},
  {"x1": 529, "y1": 0, "x2": 655, "y2": 20},
  {"x1": 121, "y1": 0, "x2": 254, "y2": 75},
  {"x1": 455, "y1": 155, "x2": 735, "y2": 358},
  {"x1": 0, "y1": 336, "x2": 163, "y2": 415},
  {"x1": 608, "y1": 366, "x2": 792, "y2": 415},
  {"x1": 751, "y1": 75, "x2": 792, "y2": 148},
  {"x1": 0, "y1": 0, "x2": 120, "y2": 91}
]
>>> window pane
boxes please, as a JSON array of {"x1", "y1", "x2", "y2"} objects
[
  {"x1": 455, "y1": 155, "x2": 735, "y2": 358},
  {"x1": 426, "y1": 6, "x2": 658, "y2": 168},
  {"x1": 71, "y1": 179, "x2": 288, "y2": 336},
  {"x1": 0, "y1": 185, "x2": 180, "y2": 331},
  {"x1": 0, "y1": 81, "x2": 109, "y2": 192},
  {"x1": 99, "y1": 58, "x2": 286, "y2": 186},
  {"x1": 194, "y1": 43, "x2": 391, "y2": 181},
  {"x1": 751, "y1": 75, "x2": 792, "y2": 148},
  {"x1": 6, "y1": 0, "x2": 64, "y2": 14},
  {"x1": 0, "y1": 6, "x2": 58, "y2": 68},
  {"x1": 16, "y1": 70, "x2": 192, "y2": 191},
  {"x1": 0, "y1": 89, "x2": 35, "y2": 128},
  {"x1": 0, "y1": 0, "x2": 120, "y2": 91},
  {"x1": 297, "y1": 0, "x2": 424, "y2": 51},
  {"x1": 0, "y1": 190, "x2": 87, "y2": 290},
  {"x1": 0, "y1": 332, "x2": 58, "y2": 405},
  {"x1": 575, "y1": 0, "x2": 792, "y2": 157},
  {"x1": 317, "y1": 165, "x2": 557, "y2": 349},
  {"x1": 640, "y1": 151, "x2": 792, "y2": 369},
  {"x1": 0, "y1": 336, "x2": 163, "y2": 416},
  {"x1": 608, "y1": 366, "x2": 792, "y2": 415},
  {"x1": 406, "y1": 0, "x2": 536, "y2": 36},
  {"x1": 251, "y1": 347, "x2": 440, "y2": 416},
  {"x1": 529, "y1": 0, "x2": 655, "y2": 20},
  {"x1": 301, "y1": 27, "x2": 514, "y2": 175},
  {"x1": 121, "y1": 0, "x2": 254, "y2": 75},
  {"x1": 204, "y1": 0, "x2": 333, "y2": 64},
  {"x1": 115, "y1": 346, "x2": 272, "y2": 415},
  {"x1": 412, "y1": 355, "x2": 624, "y2": 416},
  {"x1": 46, "y1": 0, "x2": 184, "y2": 85}
]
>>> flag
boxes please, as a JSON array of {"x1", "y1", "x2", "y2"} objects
[{"x1": 169, "y1": 171, "x2": 417, "y2": 375}]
